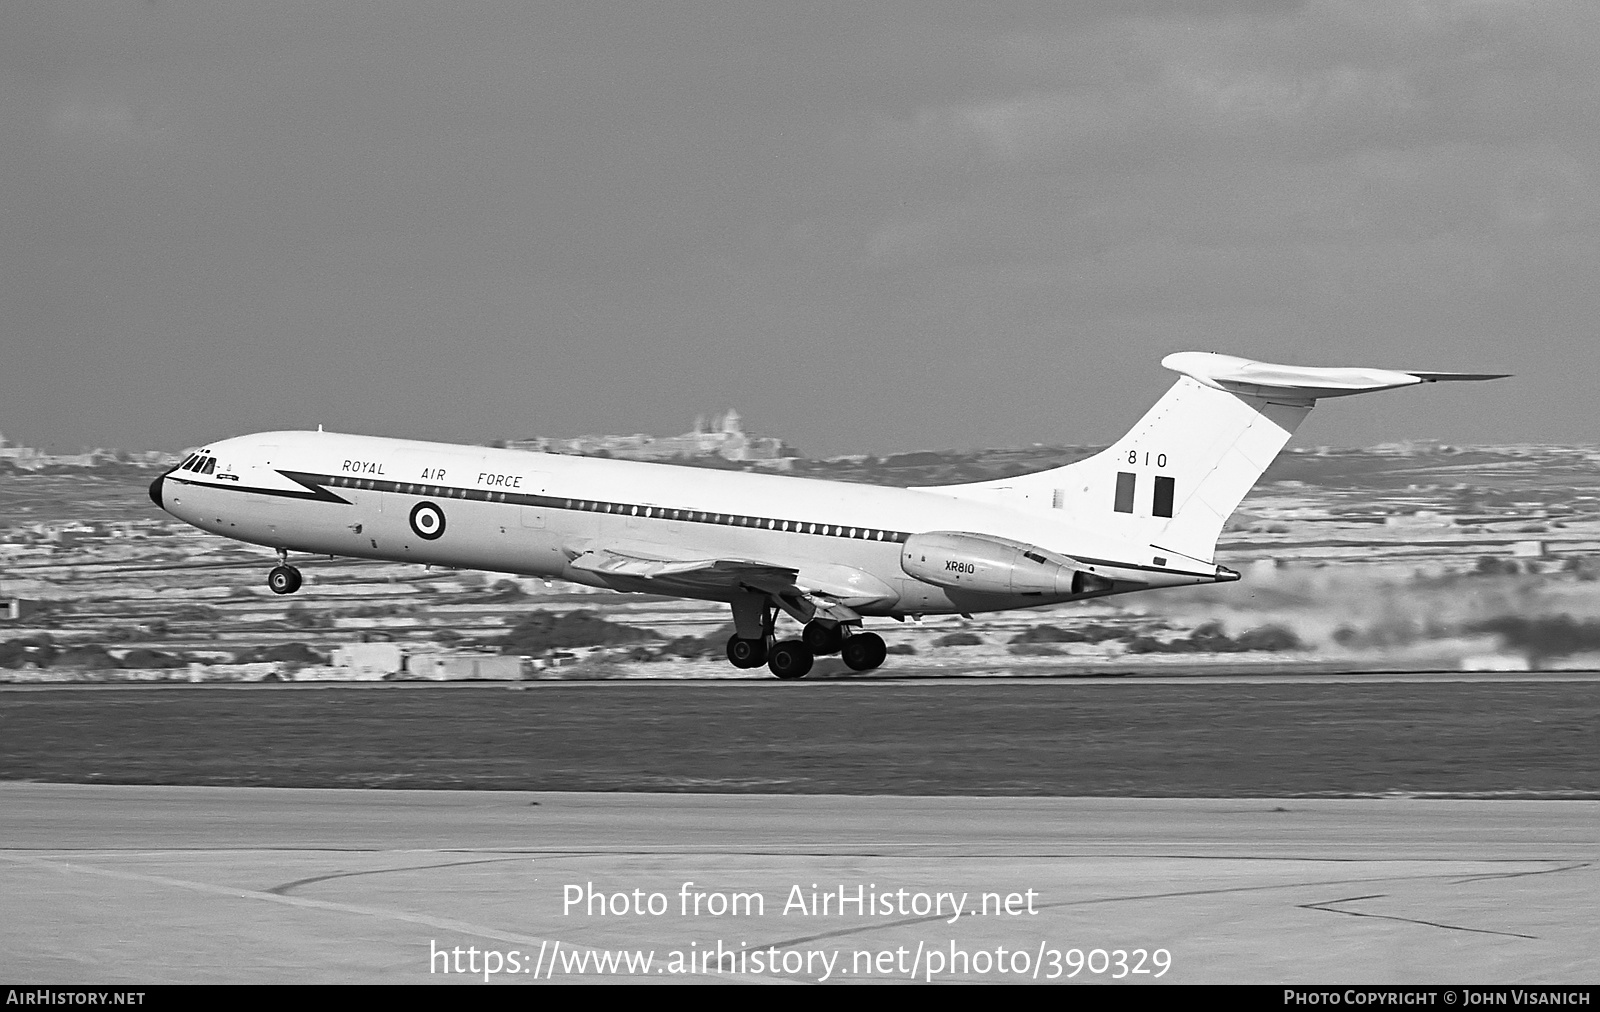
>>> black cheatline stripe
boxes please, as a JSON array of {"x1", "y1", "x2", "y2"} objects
[
  {"x1": 278, "y1": 471, "x2": 913, "y2": 544},
  {"x1": 167, "y1": 473, "x2": 351, "y2": 505}
]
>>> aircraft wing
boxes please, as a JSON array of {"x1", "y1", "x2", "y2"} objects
[
  {"x1": 564, "y1": 546, "x2": 889, "y2": 623},
  {"x1": 568, "y1": 547, "x2": 797, "y2": 589}
]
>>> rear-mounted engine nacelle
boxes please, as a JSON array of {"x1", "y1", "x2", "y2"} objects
[{"x1": 899, "y1": 531, "x2": 1114, "y2": 596}]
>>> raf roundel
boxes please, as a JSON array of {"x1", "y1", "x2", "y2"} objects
[{"x1": 409, "y1": 501, "x2": 447, "y2": 540}]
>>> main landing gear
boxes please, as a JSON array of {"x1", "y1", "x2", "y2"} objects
[
  {"x1": 725, "y1": 609, "x2": 889, "y2": 679},
  {"x1": 726, "y1": 635, "x2": 767, "y2": 669},
  {"x1": 267, "y1": 549, "x2": 302, "y2": 595},
  {"x1": 804, "y1": 620, "x2": 886, "y2": 672},
  {"x1": 840, "y1": 631, "x2": 887, "y2": 672}
]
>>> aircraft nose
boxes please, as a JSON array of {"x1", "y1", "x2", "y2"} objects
[{"x1": 148, "y1": 474, "x2": 165, "y2": 510}]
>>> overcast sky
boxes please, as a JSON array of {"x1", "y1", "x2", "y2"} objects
[{"x1": 1, "y1": 2, "x2": 1593, "y2": 455}]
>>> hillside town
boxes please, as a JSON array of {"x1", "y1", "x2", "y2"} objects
[{"x1": 503, "y1": 409, "x2": 799, "y2": 466}]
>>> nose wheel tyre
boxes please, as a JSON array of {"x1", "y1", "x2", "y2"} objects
[
  {"x1": 840, "y1": 632, "x2": 886, "y2": 671},
  {"x1": 726, "y1": 636, "x2": 768, "y2": 669},
  {"x1": 267, "y1": 565, "x2": 303, "y2": 596},
  {"x1": 767, "y1": 640, "x2": 814, "y2": 680}
]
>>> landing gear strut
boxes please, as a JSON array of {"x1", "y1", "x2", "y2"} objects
[
  {"x1": 267, "y1": 548, "x2": 302, "y2": 595},
  {"x1": 762, "y1": 601, "x2": 813, "y2": 679},
  {"x1": 726, "y1": 594, "x2": 817, "y2": 679}
]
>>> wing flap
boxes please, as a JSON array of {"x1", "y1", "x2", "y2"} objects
[
  {"x1": 567, "y1": 547, "x2": 796, "y2": 587},
  {"x1": 564, "y1": 547, "x2": 891, "y2": 619}
]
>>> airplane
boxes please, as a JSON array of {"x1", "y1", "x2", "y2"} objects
[{"x1": 148, "y1": 352, "x2": 1505, "y2": 679}]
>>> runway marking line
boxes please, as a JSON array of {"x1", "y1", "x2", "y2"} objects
[
  {"x1": 0, "y1": 851, "x2": 787, "y2": 984},
  {"x1": 720, "y1": 861, "x2": 1573, "y2": 952},
  {"x1": 266, "y1": 855, "x2": 531, "y2": 896},
  {"x1": 0, "y1": 851, "x2": 557, "y2": 950},
  {"x1": 1299, "y1": 893, "x2": 1539, "y2": 939}
]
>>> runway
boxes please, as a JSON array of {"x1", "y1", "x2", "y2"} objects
[{"x1": 2, "y1": 784, "x2": 1596, "y2": 984}]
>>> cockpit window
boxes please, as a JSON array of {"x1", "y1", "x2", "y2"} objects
[
  {"x1": 200, "y1": 457, "x2": 217, "y2": 475},
  {"x1": 181, "y1": 455, "x2": 200, "y2": 471}
]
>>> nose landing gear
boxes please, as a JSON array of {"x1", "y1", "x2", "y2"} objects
[
  {"x1": 266, "y1": 549, "x2": 302, "y2": 595},
  {"x1": 267, "y1": 565, "x2": 302, "y2": 595}
]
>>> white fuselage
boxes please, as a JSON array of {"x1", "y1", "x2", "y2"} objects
[{"x1": 155, "y1": 430, "x2": 1223, "y2": 617}]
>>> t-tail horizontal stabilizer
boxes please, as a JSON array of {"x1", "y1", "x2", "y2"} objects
[{"x1": 1162, "y1": 352, "x2": 1510, "y2": 402}]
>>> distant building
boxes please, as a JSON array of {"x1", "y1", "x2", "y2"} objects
[
  {"x1": 505, "y1": 410, "x2": 796, "y2": 463},
  {"x1": 406, "y1": 653, "x2": 528, "y2": 680},
  {"x1": 330, "y1": 642, "x2": 404, "y2": 678},
  {"x1": 0, "y1": 433, "x2": 178, "y2": 470},
  {"x1": 0, "y1": 432, "x2": 45, "y2": 467},
  {"x1": 1, "y1": 599, "x2": 42, "y2": 622}
]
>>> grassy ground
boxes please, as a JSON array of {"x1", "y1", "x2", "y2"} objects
[{"x1": 1, "y1": 681, "x2": 1595, "y2": 796}]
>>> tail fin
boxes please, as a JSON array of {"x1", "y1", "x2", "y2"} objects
[{"x1": 922, "y1": 352, "x2": 1507, "y2": 565}]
